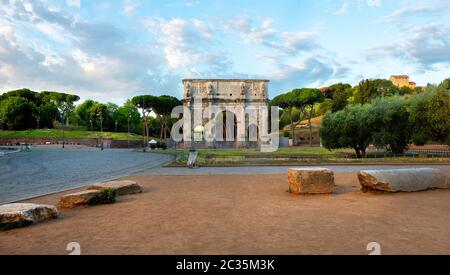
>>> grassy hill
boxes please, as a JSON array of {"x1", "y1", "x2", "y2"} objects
[{"x1": 0, "y1": 129, "x2": 144, "y2": 140}]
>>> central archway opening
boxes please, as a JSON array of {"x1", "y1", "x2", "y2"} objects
[{"x1": 216, "y1": 111, "x2": 237, "y2": 142}]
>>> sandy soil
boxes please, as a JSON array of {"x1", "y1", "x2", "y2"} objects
[{"x1": 1, "y1": 173, "x2": 449, "y2": 255}]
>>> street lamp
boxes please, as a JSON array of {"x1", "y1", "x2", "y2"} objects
[
  {"x1": 98, "y1": 113, "x2": 104, "y2": 133},
  {"x1": 127, "y1": 114, "x2": 131, "y2": 149}
]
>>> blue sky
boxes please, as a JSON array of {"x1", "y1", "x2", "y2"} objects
[{"x1": 0, "y1": 0, "x2": 449, "y2": 104}]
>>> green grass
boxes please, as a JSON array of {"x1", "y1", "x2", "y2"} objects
[
  {"x1": 0, "y1": 129, "x2": 144, "y2": 140},
  {"x1": 154, "y1": 147, "x2": 449, "y2": 166},
  {"x1": 160, "y1": 147, "x2": 351, "y2": 157}
]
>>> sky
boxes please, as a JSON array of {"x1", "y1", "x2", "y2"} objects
[{"x1": 0, "y1": 0, "x2": 449, "y2": 104}]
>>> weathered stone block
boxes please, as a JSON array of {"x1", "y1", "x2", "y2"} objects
[
  {"x1": 0, "y1": 203, "x2": 58, "y2": 231},
  {"x1": 288, "y1": 168, "x2": 335, "y2": 194},
  {"x1": 358, "y1": 168, "x2": 449, "y2": 192},
  {"x1": 86, "y1": 180, "x2": 143, "y2": 196},
  {"x1": 58, "y1": 190, "x2": 101, "y2": 208}
]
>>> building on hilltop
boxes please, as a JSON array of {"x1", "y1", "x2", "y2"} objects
[{"x1": 390, "y1": 75, "x2": 417, "y2": 89}]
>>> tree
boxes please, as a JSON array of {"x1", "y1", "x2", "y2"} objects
[
  {"x1": 88, "y1": 103, "x2": 108, "y2": 132},
  {"x1": 105, "y1": 102, "x2": 119, "y2": 131},
  {"x1": 40, "y1": 91, "x2": 80, "y2": 125},
  {"x1": 75, "y1": 99, "x2": 95, "y2": 128},
  {"x1": 114, "y1": 100, "x2": 141, "y2": 134},
  {"x1": 353, "y1": 79, "x2": 399, "y2": 104},
  {"x1": 132, "y1": 95, "x2": 158, "y2": 146},
  {"x1": 151, "y1": 95, "x2": 181, "y2": 141},
  {"x1": 318, "y1": 98, "x2": 332, "y2": 115},
  {"x1": 408, "y1": 79, "x2": 450, "y2": 145},
  {"x1": 0, "y1": 96, "x2": 36, "y2": 130},
  {"x1": 331, "y1": 87, "x2": 353, "y2": 112},
  {"x1": 271, "y1": 91, "x2": 307, "y2": 144},
  {"x1": 1, "y1": 88, "x2": 39, "y2": 104},
  {"x1": 319, "y1": 104, "x2": 373, "y2": 158},
  {"x1": 408, "y1": 91, "x2": 431, "y2": 145},
  {"x1": 426, "y1": 79, "x2": 450, "y2": 143},
  {"x1": 298, "y1": 88, "x2": 325, "y2": 146},
  {"x1": 368, "y1": 97, "x2": 411, "y2": 154},
  {"x1": 38, "y1": 103, "x2": 59, "y2": 128}
]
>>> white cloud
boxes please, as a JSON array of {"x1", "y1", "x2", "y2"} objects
[
  {"x1": 0, "y1": 1, "x2": 179, "y2": 102},
  {"x1": 378, "y1": 6, "x2": 437, "y2": 22},
  {"x1": 366, "y1": 0, "x2": 381, "y2": 7},
  {"x1": 142, "y1": 17, "x2": 225, "y2": 73},
  {"x1": 225, "y1": 16, "x2": 319, "y2": 55},
  {"x1": 335, "y1": 2, "x2": 349, "y2": 16},
  {"x1": 123, "y1": 0, "x2": 140, "y2": 16},
  {"x1": 66, "y1": 0, "x2": 80, "y2": 8},
  {"x1": 366, "y1": 23, "x2": 450, "y2": 69}
]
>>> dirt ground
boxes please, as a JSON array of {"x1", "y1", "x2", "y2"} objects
[{"x1": 1, "y1": 172, "x2": 449, "y2": 255}]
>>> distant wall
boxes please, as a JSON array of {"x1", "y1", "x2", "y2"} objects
[
  {"x1": 0, "y1": 138, "x2": 144, "y2": 148},
  {"x1": 110, "y1": 139, "x2": 144, "y2": 148}
]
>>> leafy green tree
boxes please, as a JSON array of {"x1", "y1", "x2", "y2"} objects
[
  {"x1": 425, "y1": 79, "x2": 449, "y2": 143},
  {"x1": 318, "y1": 98, "x2": 332, "y2": 115},
  {"x1": 132, "y1": 95, "x2": 158, "y2": 145},
  {"x1": 38, "y1": 103, "x2": 59, "y2": 128},
  {"x1": 353, "y1": 79, "x2": 399, "y2": 104},
  {"x1": 408, "y1": 79, "x2": 450, "y2": 145},
  {"x1": 151, "y1": 95, "x2": 181, "y2": 140},
  {"x1": 114, "y1": 100, "x2": 141, "y2": 133},
  {"x1": 1, "y1": 88, "x2": 39, "y2": 104},
  {"x1": 331, "y1": 87, "x2": 353, "y2": 112},
  {"x1": 319, "y1": 104, "x2": 373, "y2": 158},
  {"x1": 105, "y1": 102, "x2": 119, "y2": 131},
  {"x1": 271, "y1": 91, "x2": 307, "y2": 144},
  {"x1": 368, "y1": 97, "x2": 411, "y2": 154},
  {"x1": 88, "y1": 102, "x2": 108, "y2": 132},
  {"x1": 408, "y1": 91, "x2": 431, "y2": 145},
  {"x1": 298, "y1": 88, "x2": 325, "y2": 146},
  {"x1": 0, "y1": 96, "x2": 36, "y2": 130},
  {"x1": 40, "y1": 91, "x2": 80, "y2": 125},
  {"x1": 75, "y1": 99, "x2": 95, "y2": 128}
]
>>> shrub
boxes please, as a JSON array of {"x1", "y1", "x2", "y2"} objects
[{"x1": 88, "y1": 188, "x2": 116, "y2": 205}]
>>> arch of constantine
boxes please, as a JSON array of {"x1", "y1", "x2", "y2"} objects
[{"x1": 182, "y1": 79, "x2": 270, "y2": 149}]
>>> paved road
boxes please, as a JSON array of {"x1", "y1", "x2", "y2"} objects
[
  {"x1": 139, "y1": 164, "x2": 450, "y2": 176},
  {"x1": 0, "y1": 147, "x2": 173, "y2": 204}
]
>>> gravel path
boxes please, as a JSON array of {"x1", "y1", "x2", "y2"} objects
[{"x1": 139, "y1": 164, "x2": 450, "y2": 175}]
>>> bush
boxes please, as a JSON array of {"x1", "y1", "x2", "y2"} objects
[{"x1": 88, "y1": 188, "x2": 116, "y2": 205}]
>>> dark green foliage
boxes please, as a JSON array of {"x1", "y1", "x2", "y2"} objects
[
  {"x1": 88, "y1": 188, "x2": 116, "y2": 205},
  {"x1": 0, "y1": 220, "x2": 34, "y2": 231},
  {"x1": 353, "y1": 79, "x2": 399, "y2": 104},
  {"x1": 113, "y1": 99, "x2": 141, "y2": 133},
  {"x1": 0, "y1": 96, "x2": 36, "y2": 130},
  {"x1": 331, "y1": 87, "x2": 353, "y2": 112},
  {"x1": 271, "y1": 88, "x2": 324, "y2": 144},
  {"x1": 74, "y1": 99, "x2": 95, "y2": 127},
  {"x1": 0, "y1": 89, "x2": 79, "y2": 130},
  {"x1": 320, "y1": 104, "x2": 372, "y2": 158},
  {"x1": 369, "y1": 97, "x2": 411, "y2": 154},
  {"x1": 38, "y1": 103, "x2": 59, "y2": 128},
  {"x1": 426, "y1": 80, "x2": 449, "y2": 143},
  {"x1": 408, "y1": 79, "x2": 450, "y2": 145}
]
